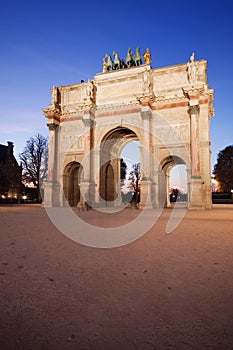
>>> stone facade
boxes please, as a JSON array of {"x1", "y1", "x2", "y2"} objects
[{"x1": 43, "y1": 57, "x2": 214, "y2": 209}]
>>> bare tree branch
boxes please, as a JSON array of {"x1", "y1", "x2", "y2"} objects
[{"x1": 19, "y1": 134, "x2": 48, "y2": 202}]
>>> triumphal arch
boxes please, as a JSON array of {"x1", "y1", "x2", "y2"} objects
[{"x1": 43, "y1": 49, "x2": 214, "y2": 209}]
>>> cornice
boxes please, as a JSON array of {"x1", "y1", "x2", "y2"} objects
[
  {"x1": 43, "y1": 105, "x2": 61, "y2": 119},
  {"x1": 61, "y1": 101, "x2": 95, "y2": 115},
  {"x1": 153, "y1": 95, "x2": 187, "y2": 104},
  {"x1": 149, "y1": 94, "x2": 189, "y2": 110},
  {"x1": 95, "y1": 102, "x2": 140, "y2": 112},
  {"x1": 61, "y1": 110, "x2": 82, "y2": 119},
  {"x1": 182, "y1": 84, "x2": 205, "y2": 99}
]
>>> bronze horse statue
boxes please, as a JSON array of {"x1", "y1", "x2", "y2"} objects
[
  {"x1": 126, "y1": 48, "x2": 135, "y2": 67},
  {"x1": 134, "y1": 46, "x2": 142, "y2": 66},
  {"x1": 105, "y1": 53, "x2": 113, "y2": 71},
  {"x1": 112, "y1": 51, "x2": 121, "y2": 70}
]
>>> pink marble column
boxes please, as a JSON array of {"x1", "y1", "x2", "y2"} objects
[
  {"x1": 82, "y1": 118, "x2": 94, "y2": 180},
  {"x1": 141, "y1": 110, "x2": 152, "y2": 180},
  {"x1": 188, "y1": 105, "x2": 200, "y2": 178},
  {"x1": 47, "y1": 123, "x2": 58, "y2": 182}
]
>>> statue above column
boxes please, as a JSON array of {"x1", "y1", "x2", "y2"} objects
[{"x1": 187, "y1": 52, "x2": 198, "y2": 84}]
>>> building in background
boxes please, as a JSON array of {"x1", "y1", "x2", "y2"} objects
[{"x1": 0, "y1": 142, "x2": 22, "y2": 201}]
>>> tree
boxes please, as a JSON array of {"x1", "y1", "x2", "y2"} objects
[
  {"x1": 213, "y1": 145, "x2": 233, "y2": 192},
  {"x1": 19, "y1": 134, "x2": 48, "y2": 202},
  {"x1": 128, "y1": 162, "x2": 140, "y2": 204},
  {"x1": 120, "y1": 158, "x2": 127, "y2": 184}
]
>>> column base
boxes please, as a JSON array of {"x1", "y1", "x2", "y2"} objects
[
  {"x1": 188, "y1": 178, "x2": 206, "y2": 210},
  {"x1": 43, "y1": 181, "x2": 60, "y2": 207},
  {"x1": 139, "y1": 179, "x2": 153, "y2": 209},
  {"x1": 79, "y1": 180, "x2": 96, "y2": 209}
]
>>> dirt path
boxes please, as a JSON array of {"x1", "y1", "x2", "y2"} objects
[{"x1": 0, "y1": 204, "x2": 233, "y2": 349}]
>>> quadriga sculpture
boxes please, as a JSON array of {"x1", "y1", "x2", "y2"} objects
[{"x1": 102, "y1": 47, "x2": 151, "y2": 72}]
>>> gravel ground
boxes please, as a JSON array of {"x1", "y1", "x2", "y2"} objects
[{"x1": 0, "y1": 204, "x2": 233, "y2": 350}]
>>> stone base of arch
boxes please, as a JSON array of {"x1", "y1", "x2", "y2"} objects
[
  {"x1": 43, "y1": 181, "x2": 61, "y2": 207},
  {"x1": 78, "y1": 180, "x2": 96, "y2": 209},
  {"x1": 139, "y1": 179, "x2": 153, "y2": 209},
  {"x1": 188, "y1": 178, "x2": 211, "y2": 210}
]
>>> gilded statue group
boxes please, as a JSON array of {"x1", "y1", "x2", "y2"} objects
[{"x1": 102, "y1": 47, "x2": 152, "y2": 73}]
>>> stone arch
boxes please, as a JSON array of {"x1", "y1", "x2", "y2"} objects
[
  {"x1": 99, "y1": 126, "x2": 139, "y2": 206},
  {"x1": 159, "y1": 155, "x2": 187, "y2": 207},
  {"x1": 43, "y1": 61, "x2": 214, "y2": 209},
  {"x1": 63, "y1": 162, "x2": 83, "y2": 206},
  {"x1": 102, "y1": 162, "x2": 116, "y2": 202}
]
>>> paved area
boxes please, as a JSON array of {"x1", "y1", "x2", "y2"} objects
[{"x1": 0, "y1": 204, "x2": 233, "y2": 349}]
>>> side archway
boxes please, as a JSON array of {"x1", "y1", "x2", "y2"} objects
[
  {"x1": 100, "y1": 162, "x2": 117, "y2": 202},
  {"x1": 63, "y1": 162, "x2": 83, "y2": 206},
  {"x1": 160, "y1": 155, "x2": 188, "y2": 207}
]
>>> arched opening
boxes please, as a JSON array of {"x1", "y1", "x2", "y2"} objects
[
  {"x1": 160, "y1": 156, "x2": 188, "y2": 207},
  {"x1": 63, "y1": 162, "x2": 83, "y2": 206},
  {"x1": 121, "y1": 140, "x2": 140, "y2": 205},
  {"x1": 169, "y1": 164, "x2": 188, "y2": 203},
  {"x1": 103, "y1": 162, "x2": 116, "y2": 202},
  {"x1": 99, "y1": 127, "x2": 139, "y2": 206}
]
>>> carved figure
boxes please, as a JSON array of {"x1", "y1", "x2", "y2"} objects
[
  {"x1": 126, "y1": 48, "x2": 135, "y2": 67},
  {"x1": 86, "y1": 79, "x2": 93, "y2": 99},
  {"x1": 102, "y1": 57, "x2": 108, "y2": 73},
  {"x1": 105, "y1": 53, "x2": 113, "y2": 71},
  {"x1": 142, "y1": 70, "x2": 151, "y2": 92},
  {"x1": 112, "y1": 51, "x2": 121, "y2": 70},
  {"x1": 134, "y1": 47, "x2": 142, "y2": 66},
  {"x1": 142, "y1": 48, "x2": 152, "y2": 65},
  {"x1": 187, "y1": 52, "x2": 198, "y2": 84}
]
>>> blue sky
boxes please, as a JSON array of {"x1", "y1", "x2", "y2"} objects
[{"x1": 1, "y1": 0, "x2": 233, "y2": 175}]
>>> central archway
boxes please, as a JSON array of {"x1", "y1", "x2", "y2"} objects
[{"x1": 99, "y1": 127, "x2": 139, "y2": 206}]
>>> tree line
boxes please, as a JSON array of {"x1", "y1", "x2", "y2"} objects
[{"x1": 213, "y1": 145, "x2": 233, "y2": 192}]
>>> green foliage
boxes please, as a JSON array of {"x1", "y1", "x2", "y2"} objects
[{"x1": 213, "y1": 145, "x2": 233, "y2": 192}]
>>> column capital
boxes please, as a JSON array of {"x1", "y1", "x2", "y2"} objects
[
  {"x1": 188, "y1": 104, "x2": 200, "y2": 116},
  {"x1": 82, "y1": 118, "x2": 95, "y2": 128},
  {"x1": 141, "y1": 110, "x2": 152, "y2": 120},
  {"x1": 47, "y1": 123, "x2": 58, "y2": 131}
]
